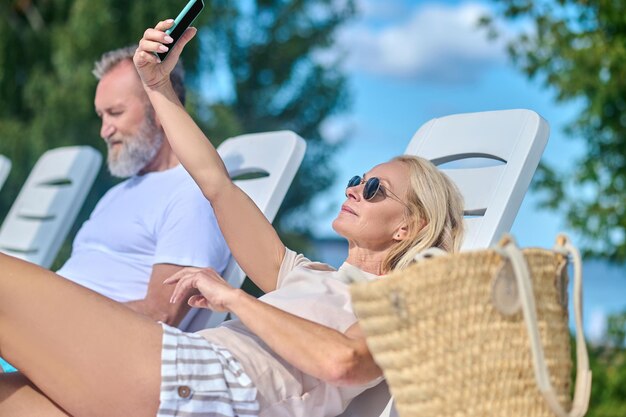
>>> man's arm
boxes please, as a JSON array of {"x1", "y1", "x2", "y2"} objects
[{"x1": 125, "y1": 263, "x2": 193, "y2": 326}]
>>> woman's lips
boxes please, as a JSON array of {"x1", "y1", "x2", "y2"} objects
[{"x1": 341, "y1": 205, "x2": 357, "y2": 215}]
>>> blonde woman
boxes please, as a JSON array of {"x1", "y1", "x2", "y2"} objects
[{"x1": 0, "y1": 21, "x2": 463, "y2": 417}]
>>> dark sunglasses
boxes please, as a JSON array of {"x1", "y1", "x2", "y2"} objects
[{"x1": 346, "y1": 175, "x2": 409, "y2": 208}]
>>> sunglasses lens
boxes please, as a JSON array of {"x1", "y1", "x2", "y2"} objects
[
  {"x1": 347, "y1": 175, "x2": 362, "y2": 188},
  {"x1": 363, "y1": 177, "x2": 380, "y2": 200}
]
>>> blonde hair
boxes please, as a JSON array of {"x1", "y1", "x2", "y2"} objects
[{"x1": 382, "y1": 155, "x2": 465, "y2": 273}]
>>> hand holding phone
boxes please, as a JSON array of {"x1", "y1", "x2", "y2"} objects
[{"x1": 158, "y1": 0, "x2": 205, "y2": 61}]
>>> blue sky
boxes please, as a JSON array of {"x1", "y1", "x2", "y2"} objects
[
  {"x1": 304, "y1": 0, "x2": 625, "y2": 341},
  {"x1": 310, "y1": 0, "x2": 584, "y2": 243}
]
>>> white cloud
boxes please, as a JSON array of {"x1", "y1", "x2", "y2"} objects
[
  {"x1": 319, "y1": 115, "x2": 357, "y2": 145},
  {"x1": 337, "y1": 2, "x2": 509, "y2": 83}
]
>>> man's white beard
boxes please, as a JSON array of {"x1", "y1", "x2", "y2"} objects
[{"x1": 106, "y1": 112, "x2": 165, "y2": 178}]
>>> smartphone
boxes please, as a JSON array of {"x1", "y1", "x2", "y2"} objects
[{"x1": 157, "y1": 0, "x2": 205, "y2": 61}]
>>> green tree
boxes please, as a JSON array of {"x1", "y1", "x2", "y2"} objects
[
  {"x1": 582, "y1": 311, "x2": 626, "y2": 417},
  {"x1": 0, "y1": 0, "x2": 353, "y2": 266},
  {"x1": 203, "y1": 0, "x2": 354, "y2": 245},
  {"x1": 482, "y1": 0, "x2": 626, "y2": 260},
  {"x1": 0, "y1": 0, "x2": 214, "y2": 267}
]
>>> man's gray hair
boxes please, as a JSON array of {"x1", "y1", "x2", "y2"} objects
[{"x1": 93, "y1": 45, "x2": 186, "y2": 105}]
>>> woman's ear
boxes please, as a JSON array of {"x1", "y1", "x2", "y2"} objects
[
  {"x1": 393, "y1": 224, "x2": 409, "y2": 241},
  {"x1": 394, "y1": 218, "x2": 427, "y2": 241}
]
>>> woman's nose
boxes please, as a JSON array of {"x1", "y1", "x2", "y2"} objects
[{"x1": 345, "y1": 185, "x2": 361, "y2": 201}]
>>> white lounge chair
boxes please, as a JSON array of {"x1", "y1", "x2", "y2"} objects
[
  {"x1": 0, "y1": 146, "x2": 102, "y2": 268},
  {"x1": 0, "y1": 155, "x2": 11, "y2": 192},
  {"x1": 339, "y1": 108, "x2": 550, "y2": 417},
  {"x1": 179, "y1": 130, "x2": 307, "y2": 332}
]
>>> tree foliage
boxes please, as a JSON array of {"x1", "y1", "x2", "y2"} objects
[
  {"x1": 203, "y1": 0, "x2": 354, "y2": 240},
  {"x1": 583, "y1": 310, "x2": 626, "y2": 417},
  {"x1": 483, "y1": 0, "x2": 626, "y2": 260},
  {"x1": 0, "y1": 0, "x2": 353, "y2": 266}
]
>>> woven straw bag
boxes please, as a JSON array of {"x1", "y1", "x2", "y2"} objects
[{"x1": 349, "y1": 235, "x2": 592, "y2": 417}]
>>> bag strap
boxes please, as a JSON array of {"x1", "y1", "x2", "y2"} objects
[
  {"x1": 498, "y1": 234, "x2": 592, "y2": 417},
  {"x1": 554, "y1": 235, "x2": 593, "y2": 417}
]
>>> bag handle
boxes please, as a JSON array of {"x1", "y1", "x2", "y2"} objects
[{"x1": 498, "y1": 234, "x2": 592, "y2": 417}]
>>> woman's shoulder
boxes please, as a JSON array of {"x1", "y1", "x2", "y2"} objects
[
  {"x1": 276, "y1": 248, "x2": 337, "y2": 287},
  {"x1": 282, "y1": 248, "x2": 336, "y2": 272}
]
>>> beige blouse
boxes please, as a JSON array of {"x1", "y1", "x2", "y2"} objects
[{"x1": 198, "y1": 248, "x2": 383, "y2": 417}]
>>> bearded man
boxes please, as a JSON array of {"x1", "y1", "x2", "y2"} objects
[{"x1": 56, "y1": 46, "x2": 230, "y2": 326}]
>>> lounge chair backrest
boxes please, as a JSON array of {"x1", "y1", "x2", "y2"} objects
[
  {"x1": 405, "y1": 109, "x2": 550, "y2": 250},
  {"x1": 338, "y1": 109, "x2": 549, "y2": 417},
  {"x1": 179, "y1": 130, "x2": 307, "y2": 332},
  {"x1": 0, "y1": 146, "x2": 102, "y2": 268},
  {"x1": 0, "y1": 155, "x2": 10, "y2": 192}
]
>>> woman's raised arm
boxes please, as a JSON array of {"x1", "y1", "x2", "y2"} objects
[{"x1": 133, "y1": 21, "x2": 285, "y2": 292}]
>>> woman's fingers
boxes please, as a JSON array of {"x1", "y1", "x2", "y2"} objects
[
  {"x1": 141, "y1": 28, "x2": 174, "y2": 46},
  {"x1": 168, "y1": 268, "x2": 214, "y2": 303},
  {"x1": 163, "y1": 272, "x2": 183, "y2": 285},
  {"x1": 133, "y1": 50, "x2": 160, "y2": 67},
  {"x1": 165, "y1": 267, "x2": 228, "y2": 306},
  {"x1": 178, "y1": 27, "x2": 197, "y2": 45},
  {"x1": 134, "y1": 26, "x2": 173, "y2": 72},
  {"x1": 170, "y1": 276, "x2": 193, "y2": 304},
  {"x1": 163, "y1": 273, "x2": 181, "y2": 285},
  {"x1": 164, "y1": 268, "x2": 197, "y2": 303},
  {"x1": 163, "y1": 266, "x2": 201, "y2": 285},
  {"x1": 138, "y1": 38, "x2": 169, "y2": 54},
  {"x1": 133, "y1": 21, "x2": 196, "y2": 89},
  {"x1": 187, "y1": 295, "x2": 209, "y2": 309},
  {"x1": 155, "y1": 19, "x2": 175, "y2": 31},
  {"x1": 161, "y1": 27, "x2": 197, "y2": 64},
  {"x1": 138, "y1": 24, "x2": 194, "y2": 57}
]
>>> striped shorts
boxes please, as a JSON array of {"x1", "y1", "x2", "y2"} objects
[{"x1": 158, "y1": 324, "x2": 259, "y2": 417}]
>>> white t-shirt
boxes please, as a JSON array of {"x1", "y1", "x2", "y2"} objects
[
  {"x1": 198, "y1": 249, "x2": 383, "y2": 417},
  {"x1": 57, "y1": 165, "x2": 230, "y2": 302}
]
